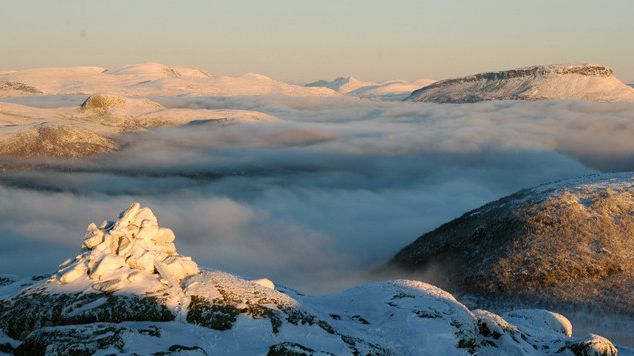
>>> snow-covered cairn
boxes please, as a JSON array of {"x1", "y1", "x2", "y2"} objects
[{"x1": 56, "y1": 203, "x2": 199, "y2": 292}]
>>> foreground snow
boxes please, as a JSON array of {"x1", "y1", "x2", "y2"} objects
[
  {"x1": 406, "y1": 63, "x2": 634, "y2": 103},
  {"x1": 0, "y1": 203, "x2": 619, "y2": 355}
]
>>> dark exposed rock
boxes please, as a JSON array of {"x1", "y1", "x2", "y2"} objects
[
  {"x1": 0, "y1": 288, "x2": 174, "y2": 340},
  {"x1": 13, "y1": 323, "x2": 161, "y2": 356}
]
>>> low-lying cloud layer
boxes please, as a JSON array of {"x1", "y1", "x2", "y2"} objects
[{"x1": 2, "y1": 96, "x2": 634, "y2": 293}]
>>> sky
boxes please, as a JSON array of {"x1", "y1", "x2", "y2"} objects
[{"x1": 1, "y1": 0, "x2": 633, "y2": 82}]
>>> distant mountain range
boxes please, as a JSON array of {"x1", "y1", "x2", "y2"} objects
[
  {"x1": 1, "y1": 63, "x2": 633, "y2": 161},
  {"x1": 0, "y1": 62, "x2": 336, "y2": 98},
  {"x1": 2, "y1": 62, "x2": 631, "y2": 103}
]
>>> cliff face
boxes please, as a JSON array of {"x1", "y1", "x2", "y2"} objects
[{"x1": 406, "y1": 64, "x2": 634, "y2": 103}]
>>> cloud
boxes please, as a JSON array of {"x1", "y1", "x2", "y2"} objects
[{"x1": 1, "y1": 97, "x2": 634, "y2": 293}]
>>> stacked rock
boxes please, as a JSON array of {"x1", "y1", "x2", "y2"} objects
[{"x1": 56, "y1": 203, "x2": 199, "y2": 292}]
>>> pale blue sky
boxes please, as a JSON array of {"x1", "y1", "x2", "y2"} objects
[{"x1": 1, "y1": 0, "x2": 632, "y2": 82}]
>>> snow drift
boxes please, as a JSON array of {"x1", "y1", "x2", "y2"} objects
[
  {"x1": 0, "y1": 203, "x2": 619, "y2": 355},
  {"x1": 406, "y1": 64, "x2": 634, "y2": 103}
]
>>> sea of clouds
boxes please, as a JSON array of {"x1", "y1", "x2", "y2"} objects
[{"x1": 1, "y1": 96, "x2": 634, "y2": 294}]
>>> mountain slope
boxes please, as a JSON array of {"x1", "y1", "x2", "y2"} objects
[
  {"x1": 406, "y1": 64, "x2": 634, "y2": 103},
  {"x1": 389, "y1": 172, "x2": 634, "y2": 315},
  {"x1": 0, "y1": 203, "x2": 618, "y2": 355}
]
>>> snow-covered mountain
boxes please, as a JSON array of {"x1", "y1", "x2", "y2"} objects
[
  {"x1": 306, "y1": 77, "x2": 436, "y2": 100},
  {"x1": 0, "y1": 62, "x2": 338, "y2": 97},
  {"x1": 348, "y1": 79, "x2": 436, "y2": 100},
  {"x1": 406, "y1": 64, "x2": 634, "y2": 103},
  {"x1": 0, "y1": 203, "x2": 619, "y2": 355},
  {"x1": 390, "y1": 172, "x2": 634, "y2": 317},
  {"x1": 305, "y1": 76, "x2": 376, "y2": 94}
]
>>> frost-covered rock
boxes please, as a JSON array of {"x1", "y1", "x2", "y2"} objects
[
  {"x1": 503, "y1": 309, "x2": 573, "y2": 337},
  {"x1": 406, "y1": 63, "x2": 634, "y2": 103},
  {"x1": 57, "y1": 202, "x2": 199, "y2": 290},
  {"x1": 0, "y1": 202, "x2": 621, "y2": 355},
  {"x1": 252, "y1": 278, "x2": 275, "y2": 289},
  {"x1": 473, "y1": 309, "x2": 618, "y2": 355}
]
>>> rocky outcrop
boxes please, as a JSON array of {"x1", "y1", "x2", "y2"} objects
[{"x1": 56, "y1": 202, "x2": 199, "y2": 290}]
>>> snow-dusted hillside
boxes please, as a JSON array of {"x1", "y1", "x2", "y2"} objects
[
  {"x1": 0, "y1": 81, "x2": 43, "y2": 98},
  {"x1": 406, "y1": 64, "x2": 634, "y2": 103},
  {"x1": 0, "y1": 62, "x2": 337, "y2": 97},
  {"x1": 0, "y1": 203, "x2": 619, "y2": 355},
  {"x1": 390, "y1": 172, "x2": 634, "y2": 316},
  {"x1": 0, "y1": 94, "x2": 276, "y2": 158}
]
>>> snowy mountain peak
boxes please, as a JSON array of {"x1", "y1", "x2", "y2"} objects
[
  {"x1": 109, "y1": 62, "x2": 210, "y2": 79},
  {"x1": 406, "y1": 63, "x2": 634, "y2": 103},
  {"x1": 55, "y1": 202, "x2": 199, "y2": 292},
  {"x1": 112, "y1": 62, "x2": 181, "y2": 78},
  {"x1": 305, "y1": 76, "x2": 375, "y2": 93}
]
